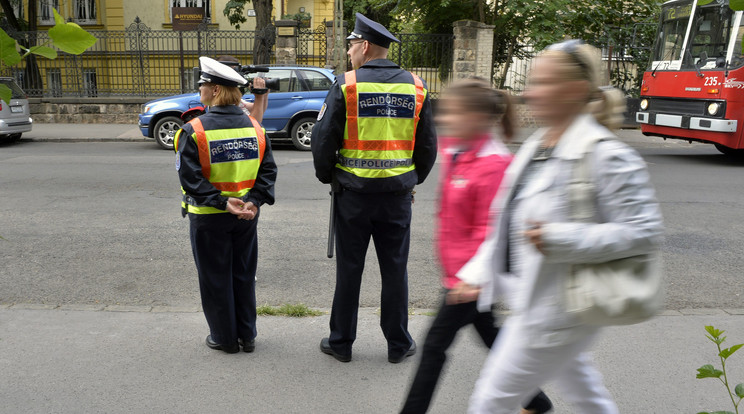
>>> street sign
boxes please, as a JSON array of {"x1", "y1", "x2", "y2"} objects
[{"x1": 172, "y1": 7, "x2": 204, "y2": 31}]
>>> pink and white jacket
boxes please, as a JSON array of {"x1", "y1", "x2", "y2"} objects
[{"x1": 437, "y1": 133, "x2": 512, "y2": 289}]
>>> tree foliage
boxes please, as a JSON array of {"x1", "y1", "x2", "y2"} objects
[{"x1": 0, "y1": 8, "x2": 95, "y2": 103}]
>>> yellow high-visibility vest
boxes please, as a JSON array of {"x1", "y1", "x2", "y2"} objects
[
  {"x1": 337, "y1": 70, "x2": 426, "y2": 179},
  {"x1": 176, "y1": 116, "x2": 266, "y2": 214}
]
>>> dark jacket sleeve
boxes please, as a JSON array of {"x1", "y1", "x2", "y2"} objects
[
  {"x1": 176, "y1": 123, "x2": 228, "y2": 211},
  {"x1": 243, "y1": 133, "x2": 277, "y2": 207},
  {"x1": 311, "y1": 77, "x2": 346, "y2": 184},
  {"x1": 412, "y1": 92, "x2": 438, "y2": 184}
]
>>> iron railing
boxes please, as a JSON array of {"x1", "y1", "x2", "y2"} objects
[
  {"x1": 391, "y1": 33, "x2": 453, "y2": 99},
  {"x1": 1, "y1": 19, "x2": 454, "y2": 99},
  {"x1": 2, "y1": 18, "x2": 259, "y2": 98},
  {"x1": 297, "y1": 23, "x2": 326, "y2": 67}
]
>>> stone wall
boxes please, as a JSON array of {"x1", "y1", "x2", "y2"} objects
[{"x1": 30, "y1": 98, "x2": 143, "y2": 124}]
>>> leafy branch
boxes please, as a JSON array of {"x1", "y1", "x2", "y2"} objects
[
  {"x1": 697, "y1": 325, "x2": 744, "y2": 414},
  {"x1": 0, "y1": 8, "x2": 96, "y2": 104}
]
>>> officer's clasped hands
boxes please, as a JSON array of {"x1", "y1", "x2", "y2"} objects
[{"x1": 226, "y1": 197, "x2": 257, "y2": 220}]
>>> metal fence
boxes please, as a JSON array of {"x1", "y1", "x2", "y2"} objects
[
  {"x1": 390, "y1": 33, "x2": 453, "y2": 99},
  {"x1": 1, "y1": 20, "x2": 454, "y2": 99},
  {"x1": 297, "y1": 24, "x2": 326, "y2": 67},
  {"x1": 3, "y1": 18, "x2": 258, "y2": 98}
]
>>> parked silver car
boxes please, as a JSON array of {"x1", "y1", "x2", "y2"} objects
[{"x1": 0, "y1": 77, "x2": 32, "y2": 142}]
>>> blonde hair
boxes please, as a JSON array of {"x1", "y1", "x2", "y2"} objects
[
  {"x1": 205, "y1": 83, "x2": 243, "y2": 106},
  {"x1": 541, "y1": 42, "x2": 626, "y2": 130},
  {"x1": 441, "y1": 77, "x2": 516, "y2": 141}
]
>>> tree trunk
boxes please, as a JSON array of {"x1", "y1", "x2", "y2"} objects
[
  {"x1": 253, "y1": 0, "x2": 274, "y2": 64},
  {"x1": 24, "y1": 1, "x2": 43, "y2": 96},
  {"x1": 0, "y1": 0, "x2": 22, "y2": 30}
]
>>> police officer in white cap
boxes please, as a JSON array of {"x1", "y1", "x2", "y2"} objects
[
  {"x1": 175, "y1": 56, "x2": 277, "y2": 354},
  {"x1": 312, "y1": 13, "x2": 437, "y2": 363}
]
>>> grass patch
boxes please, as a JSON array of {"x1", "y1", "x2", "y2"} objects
[{"x1": 256, "y1": 303, "x2": 324, "y2": 317}]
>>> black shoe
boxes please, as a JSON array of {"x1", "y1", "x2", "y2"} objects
[
  {"x1": 320, "y1": 337, "x2": 351, "y2": 362},
  {"x1": 239, "y1": 338, "x2": 255, "y2": 353},
  {"x1": 388, "y1": 340, "x2": 416, "y2": 364},
  {"x1": 205, "y1": 335, "x2": 239, "y2": 354}
]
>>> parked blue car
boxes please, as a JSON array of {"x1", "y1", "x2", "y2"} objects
[{"x1": 138, "y1": 66, "x2": 335, "y2": 150}]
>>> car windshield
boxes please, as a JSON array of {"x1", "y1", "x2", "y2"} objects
[{"x1": 0, "y1": 79, "x2": 26, "y2": 99}]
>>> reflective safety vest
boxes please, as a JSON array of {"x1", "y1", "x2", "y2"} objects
[
  {"x1": 337, "y1": 70, "x2": 426, "y2": 179},
  {"x1": 177, "y1": 116, "x2": 266, "y2": 215}
]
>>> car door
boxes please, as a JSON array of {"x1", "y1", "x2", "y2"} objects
[
  {"x1": 244, "y1": 68, "x2": 307, "y2": 133},
  {"x1": 295, "y1": 69, "x2": 333, "y2": 111}
]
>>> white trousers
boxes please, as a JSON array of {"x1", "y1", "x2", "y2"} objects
[{"x1": 467, "y1": 316, "x2": 619, "y2": 414}]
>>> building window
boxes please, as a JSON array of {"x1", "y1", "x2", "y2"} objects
[
  {"x1": 39, "y1": 0, "x2": 59, "y2": 25},
  {"x1": 83, "y1": 69, "x2": 97, "y2": 97},
  {"x1": 170, "y1": 0, "x2": 211, "y2": 23},
  {"x1": 73, "y1": 0, "x2": 97, "y2": 25},
  {"x1": 47, "y1": 69, "x2": 62, "y2": 97}
]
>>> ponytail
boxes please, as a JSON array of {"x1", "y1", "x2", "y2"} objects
[{"x1": 589, "y1": 86, "x2": 626, "y2": 130}]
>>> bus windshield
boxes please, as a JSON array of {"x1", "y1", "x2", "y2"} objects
[
  {"x1": 684, "y1": 3, "x2": 736, "y2": 69},
  {"x1": 651, "y1": 1, "x2": 740, "y2": 70},
  {"x1": 651, "y1": 2, "x2": 693, "y2": 65}
]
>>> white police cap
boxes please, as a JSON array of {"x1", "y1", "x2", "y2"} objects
[{"x1": 198, "y1": 56, "x2": 247, "y2": 87}]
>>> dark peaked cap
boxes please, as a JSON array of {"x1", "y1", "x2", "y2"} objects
[{"x1": 346, "y1": 13, "x2": 400, "y2": 48}]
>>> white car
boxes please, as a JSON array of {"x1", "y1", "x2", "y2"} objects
[{"x1": 0, "y1": 77, "x2": 32, "y2": 142}]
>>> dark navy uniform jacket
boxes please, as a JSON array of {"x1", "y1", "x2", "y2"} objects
[
  {"x1": 176, "y1": 105, "x2": 278, "y2": 211},
  {"x1": 312, "y1": 59, "x2": 438, "y2": 193}
]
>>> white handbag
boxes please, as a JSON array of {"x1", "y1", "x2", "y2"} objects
[{"x1": 564, "y1": 136, "x2": 664, "y2": 326}]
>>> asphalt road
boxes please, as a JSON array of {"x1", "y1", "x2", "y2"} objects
[{"x1": 1, "y1": 128, "x2": 743, "y2": 310}]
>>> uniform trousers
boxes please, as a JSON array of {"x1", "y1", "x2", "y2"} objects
[
  {"x1": 329, "y1": 189, "x2": 414, "y2": 357},
  {"x1": 468, "y1": 315, "x2": 618, "y2": 414},
  {"x1": 400, "y1": 294, "x2": 552, "y2": 414},
  {"x1": 189, "y1": 212, "x2": 258, "y2": 346}
]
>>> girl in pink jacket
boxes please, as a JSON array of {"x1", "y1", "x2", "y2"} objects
[{"x1": 400, "y1": 78, "x2": 551, "y2": 414}]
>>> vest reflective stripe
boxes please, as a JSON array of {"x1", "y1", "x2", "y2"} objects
[
  {"x1": 339, "y1": 70, "x2": 425, "y2": 178},
  {"x1": 338, "y1": 155, "x2": 413, "y2": 169},
  {"x1": 184, "y1": 115, "x2": 266, "y2": 214},
  {"x1": 345, "y1": 70, "x2": 359, "y2": 142}
]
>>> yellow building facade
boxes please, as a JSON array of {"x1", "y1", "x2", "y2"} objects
[{"x1": 8, "y1": 1, "x2": 334, "y2": 97}]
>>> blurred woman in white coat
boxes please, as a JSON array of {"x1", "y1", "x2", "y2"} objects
[{"x1": 448, "y1": 40, "x2": 664, "y2": 413}]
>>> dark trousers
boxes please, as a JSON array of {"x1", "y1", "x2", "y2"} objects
[
  {"x1": 329, "y1": 189, "x2": 414, "y2": 357},
  {"x1": 400, "y1": 294, "x2": 553, "y2": 414},
  {"x1": 189, "y1": 212, "x2": 258, "y2": 346}
]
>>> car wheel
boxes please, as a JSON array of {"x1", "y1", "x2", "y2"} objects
[
  {"x1": 291, "y1": 116, "x2": 315, "y2": 151},
  {"x1": 154, "y1": 116, "x2": 183, "y2": 150}
]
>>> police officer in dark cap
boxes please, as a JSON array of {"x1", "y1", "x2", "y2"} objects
[{"x1": 312, "y1": 13, "x2": 437, "y2": 363}]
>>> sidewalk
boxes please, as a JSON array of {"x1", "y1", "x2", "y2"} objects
[
  {"x1": 1, "y1": 305, "x2": 742, "y2": 413},
  {"x1": 22, "y1": 123, "x2": 146, "y2": 142}
]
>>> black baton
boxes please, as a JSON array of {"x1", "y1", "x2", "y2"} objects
[{"x1": 327, "y1": 188, "x2": 335, "y2": 258}]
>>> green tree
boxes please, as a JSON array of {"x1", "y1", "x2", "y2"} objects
[
  {"x1": 0, "y1": 8, "x2": 96, "y2": 104},
  {"x1": 223, "y1": 0, "x2": 274, "y2": 64}
]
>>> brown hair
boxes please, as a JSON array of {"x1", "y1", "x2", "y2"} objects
[
  {"x1": 541, "y1": 43, "x2": 626, "y2": 130},
  {"x1": 440, "y1": 77, "x2": 516, "y2": 141},
  {"x1": 204, "y1": 83, "x2": 243, "y2": 106}
]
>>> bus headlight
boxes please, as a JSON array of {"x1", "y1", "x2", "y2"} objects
[
  {"x1": 707, "y1": 102, "x2": 720, "y2": 116},
  {"x1": 639, "y1": 99, "x2": 649, "y2": 111}
]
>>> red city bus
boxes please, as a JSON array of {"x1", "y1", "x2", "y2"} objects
[{"x1": 637, "y1": 0, "x2": 744, "y2": 155}]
